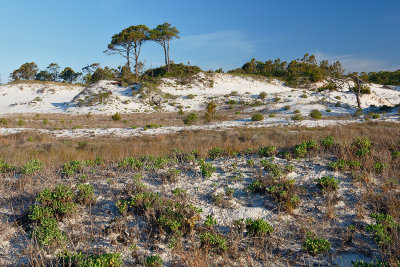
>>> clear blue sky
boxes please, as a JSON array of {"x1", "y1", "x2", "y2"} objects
[{"x1": 0, "y1": 0, "x2": 399, "y2": 82}]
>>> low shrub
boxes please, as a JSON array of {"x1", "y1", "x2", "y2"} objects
[
  {"x1": 303, "y1": 232, "x2": 331, "y2": 256},
  {"x1": 310, "y1": 109, "x2": 322, "y2": 119},
  {"x1": 111, "y1": 112, "x2": 121, "y2": 121},
  {"x1": 245, "y1": 218, "x2": 274, "y2": 236},
  {"x1": 251, "y1": 113, "x2": 264, "y2": 121},
  {"x1": 316, "y1": 176, "x2": 340, "y2": 192},
  {"x1": 184, "y1": 113, "x2": 198, "y2": 126}
]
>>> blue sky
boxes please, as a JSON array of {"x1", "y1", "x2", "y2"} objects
[{"x1": 0, "y1": 0, "x2": 399, "y2": 82}]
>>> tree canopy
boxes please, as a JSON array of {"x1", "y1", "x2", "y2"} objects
[
  {"x1": 149, "y1": 22, "x2": 180, "y2": 72},
  {"x1": 10, "y1": 62, "x2": 39, "y2": 81}
]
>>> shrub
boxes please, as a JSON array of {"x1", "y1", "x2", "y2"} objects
[
  {"x1": 321, "y1": 135, "x2": 335, "y2": 147},
  {"x1": 0, "y1": 158, "x2": 17, "y2": 173},
  {"x1": 61, "y1": 251, "x2": 123, "y2": 267},
  {"x1": 284, "y1": 105, "x2": 290, "y2": 110},
  {"x1": 335, "y1": 102, "x2": 341, "y2": 107},
  {"x1": 335, "y1": 95, "x2": 341, "y2": 100},
  {"x1": 183, "y1": 113, "x2": 198, "y2": 126},
  {"x1": 208, "y1": 147, "x2": 226, "y2": 160},
  {"x1": 20, "y1": 159, "x2": 44, "y2": 175},
  {"x1": 144, "y1": 254, "x2": 163, "y2": 267},
  {"x1": 300, "y1": 94, "x2": 308, "y2": 98},
  {"x1": 259, "y1": 92, "x2": 267, "y2": 100},
  {"x1": 35, "y1": 185, "x2": 77, "y2": 217},
  {"x1": 293, "y1": 110, "x2": 301, "y2": 114},
  {"x1": 292, "y1": 114, "x2": 303, "y2": 121},
  {"x1": 226, "y1": 99, "x2": 237, "y2": 105},
  {"x1": 31, "y1": 217, "x2": 66, "y2": 246},
  {"x1": 267, "y1": 178, "x2": 300, "y2": 211},
  {"x1": 351, "y1": 137, "x2": 372, "y2": 157},
  {"x1": 245, "y1": 218, "x2": 274, "y2": 236},
  {"x1": 373, "y1": 162, "x2": 388, "y2": 173},
  {"x1": 366, "y1": 212, "x2": 399, "y2": 246},
  {"x1": 199, "y1": 159, "x2": 216, "y2": 178},
  {"x1": 248, "y1": 179, "x2": 265, "y2": 194},
  {"x1": 309, "y1": 109, "x2": 322, "y2": 119},
  {"x1": 273, "y1": 97, "x2": 281, "y2": 102},
  {"x1": 316, "y1": 176, "x2": 340, "y2": 192},
  {"x1": 258, "y1": 145, "x2": 277, "y2": 157},
  {"x1": 303, "y1": 232, "x2": 331, "y2": 256},
  {"x1": 76, "y1": 184, "x2": 96, "y2": 205},
  {"x1": 0, "y1": 118, "x2": 7, "y2": 125},
  {"x1": 111, "y1": 112, "x2": 121, "y2": 121},
  {"x1": 204, "y1": 214, "x2": 217, "y2": 227},
  {"x1": 199, "y1": 232, "x2": 228, "y2": 252},
  {"x1": 251, "y1": 113, "x2": 264, "y2": 121}
]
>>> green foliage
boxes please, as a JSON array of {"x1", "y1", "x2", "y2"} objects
[
  {"x1": 230, "y1": 54, "x2": 343, "y2": 87},
  {"x1": 294, "y1": 140, "x2": 318, "y2": 157},
  {"x1": 10, "y1": 62, "x2": 39, "y2": 81},
  {"x1": 351, "y1": 137, "x2": 372, "y2": 157},
  {"x1": 204, "y1": 214, "x2": 218, "y2": 227},
  {"x1": 329, "y1": 159, "x2": 361, "y2": 171},
  {"x1": 59, "y1": 67, "x2": 81, "y2": 83},
  {"x1": 62, "y1": 160, "x2": 93, "y2": 176},
  {"x1": 208, "y1": 147, "x2": 226, "y2": 160},
  {"x1": 316, "y1": 176, "x2": 340, "y2": 192},
  {"x1": 248, "y1": 179, "x2": 265, "y2": 194},
  {"x1": 363, "y1": 70, "x2": 400, "y2": 86},
  {"x1": 366, "y1": 212, "x2": 400, "y2": 246},
  {"x1": 183, "y1": 113, "x2": 198, "y2": 126},
  {"x1": 144, "y1": 254, "x2": 163, "y2": 267},
  {"x1": 292, "y1": 114, "x2": 303, "y2": 121},
  {"x1": 76, "y1": 184, "x2": 96, "y2": 205},
  {"x1": 251, "y1": 113, "x2": 264, "y2": 121},
  {"x1": 267, "y1": 178, "x2": 300, "y2": 211},
  {"x1": 0, "y1": 158, "x2": 17, "y2": 173},
  {"x1": 31, "y1": 217, "x2": 66, "y2": 246},
  {"x1": 258, "y1": 145, "x2": 277, "y2": 157},
  {"x1": 373, "y1": 162, "x2": 388, "y2": 173},
  {"x1": 111, "y1": 112, "x2": 121, "y2": 121},
  {"x1": 321, "y1": 135, "x2": 335, "y2": 147},
  {"x1": 309, "y1": 109, "x2": 322, "y2": 119},
  {"x1": 245, "y1": 218, "x2": 274, "y2": 236},
  {"x1": 21, "y1": 159, "x2": 44, "y2": 175},
  {"x1": 259, "y1": 92, "x2": 267, "y2": 100},
  {"x1": 199, "y1": 159, "x2": 216, "y2": 178},
  {"x1": 303, "y1": 232, "x2": 331, "y2": 256},
  {"x1": 0, "y1": 117, "x2": 7, "y2": 125},
  {"x1": 199, "y1": 232, "x2": 228, "y2": 251},
  {"x1": 117, "y1": 157, "x2": 143, "y2": 169},
  {"x1": 61, "y1": 251, "x2": 123, "y2": 267},
  {"x1": 36, "y1": 185, "x2": 77, "y2": 217}
]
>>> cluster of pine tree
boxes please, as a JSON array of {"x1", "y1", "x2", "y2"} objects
[{"x1": 229, "y1": 54, "x2": 344, "y2": 87}]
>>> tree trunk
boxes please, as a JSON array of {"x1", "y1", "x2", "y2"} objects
[{"x1": 163, "y1": 43, "x2": 168, "y2": 72}]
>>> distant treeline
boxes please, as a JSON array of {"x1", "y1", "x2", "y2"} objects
[
  {"x1": 230, "y1": 54, "x2": 400, "y2": 86},
  {"x1": 8, "y1": 53, "x2": 400, "y2": 87}
]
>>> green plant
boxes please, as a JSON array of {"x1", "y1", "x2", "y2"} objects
[
  {"x1": 35, "y1": 185, "x2": 77, "y2": 217},
  {"x1": 292, "y1": 114, "x2": 303, "y2": 121},
  {"x1": 184, "y1": 113, "x2": 198, "y2": 126},
  {"x1": 316, "y1": 176, "x2": 340, "y2": 192},
  {"x1": 352, "y1": 137, "x2": 372, "y2": 157},
  {"x1": 245, "y1": 218, "x2": 274, "y2": 236},
  {"x1": 321, "y1": 135, "x2": 335, "y2": 147},
  {"x1": 294, "y1": 141, "x2": 308, "y2": 157},
  {"x1": 208, "y1": 147, "x2": 225, "y2": 159},
  {"x1": 20, "y1": 159, "x2": 44, "y2": 175},
  {"x1": 199, "y1": 232, "x2": 228, "y2": 251},
  {"x1": 0, "y1": 117, "x2": 7, "y2": 125},
  {"x1": 303, "y1": 232, "x2": 331, "y2": 256},
  {"x1": 204, "y1": 214, "x2": 217, "y2": 227},
  {"x1": 335, "y1": 102, "x2": 341, "y2": 107},
  {"x1": 111, "y1": 112, "x2": 121, "y2": 121},
  {"x1": 373, "y1": 162, "x2": 388, "y2": 173},
  {"x1": 310, "y1": 109, "x2": 322, "y2": 119},
  {"x1": 258, "y1": 145, "x2": 277, "y2": 157},
  {"x1": 351, "y1": 260, "x2": 389, "y2": 267},
  {"x1": 248, "y1": 179, "x2": 265, "y2": 194},
  {"x1": 61, "y1": 251, "x2": 123, "y2": 267},
  {"x1": 31, "y1": 217, "x2": 66, "y2": 246},
  {"x1": 284, "y1": 105, "x2": 290, "y2": 110},
  {"x1": 300, "y1": 94, "x2": 308, "y2": 98},
  {"x1": 251, "y1": 113, "x2": 264, "y2": 121},
  {"x1": 0, "y1": 158, "x2": 17, "y2": 173},
  {"x1": 144, "y1": 254, "x2": 163, "y2": 267},
  {"x1": 267, "y1": 178, "x2": 300, "y2": 211},
  {"x1": 76, "y1": 184, "x2": 96, "y2": 205},
  {"x1": 259, "y1": 92, "x2": 267, "y2": 100},
  {"x1": 366, "y1": 212, "x2": 399, "y2": 246},
  {"x1": 199, "y1": 159, "x2": 216, "y2": 178},
  {"x1": 335, "y1": 95, "x2": 341, "y2": 100}
]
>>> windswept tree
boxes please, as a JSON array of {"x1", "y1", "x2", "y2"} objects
[
  {"x1": 35, "y1": 70, "x2": 52, "y2": 81},
  {"x1": 150, "y1": 23, "x2": 180, "y2": 72},
  {"x1": 59, "y1": 67, "x2": 81, "y2": 83},
  {"x1": 104, "y1": 25, "x2": 150, "y2": 79},
  {"x1": 9, "y1": 62, "x2": 38, "y2": 81},
  {"x1": 47, "y1": 63, "x2": 60, "y2": 81}
]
